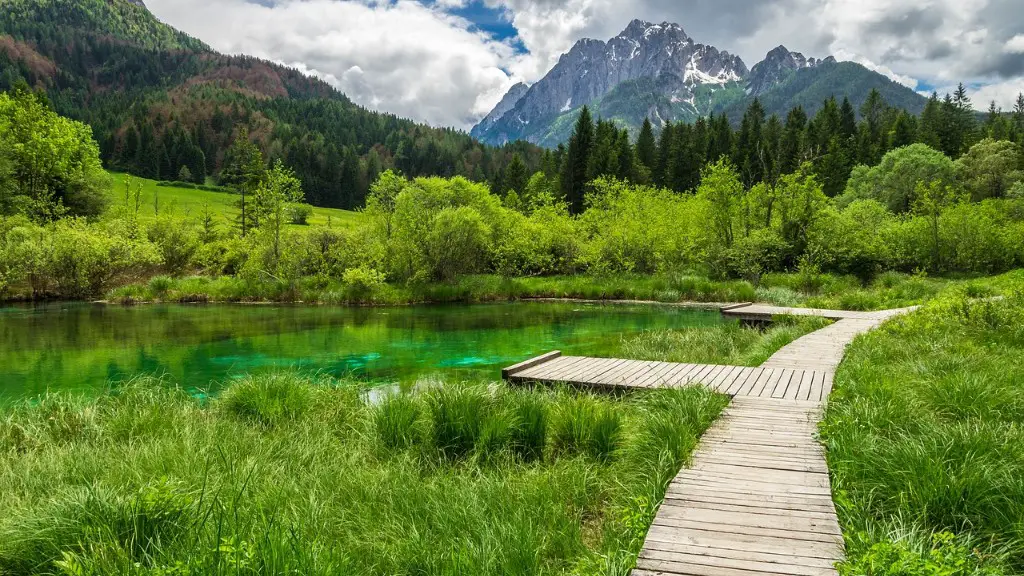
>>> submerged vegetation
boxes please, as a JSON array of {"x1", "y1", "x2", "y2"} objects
[
  {"x1": 0, "y1": 374, "x2": 727, "y2": 575},
  {"x1": 824, "y1": 276, "x2": 1024, "y2": 574}
]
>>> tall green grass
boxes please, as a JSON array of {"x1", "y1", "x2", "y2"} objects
[
  {"x1": 0, "y1": 373, "x2": 727, "y2": 575},
  {"x1": 617, "y1": 315, "x2": 832, "y2": 367},
  {"x1": 823, "y1": 286, "x2": 1024, "y2": 575}
]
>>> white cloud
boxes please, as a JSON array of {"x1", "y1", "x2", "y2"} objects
[
  {"x1": 1005, "y1": 34, "x2": 1024, "y2": 54},
  {"x1": 146, "y1": 0, "x2": 519, "y2": 129},
  {"x1": 145, "y1": 0, "x2": 1024, "y2": 127},
  {"x1": 934, "y1": 79, "x2": 1024, "y2": 110}
]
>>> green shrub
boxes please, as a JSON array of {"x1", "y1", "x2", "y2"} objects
[
  {"x1": 218, "y1": 373, "x2": 316, "y2": 426},
  {"x1": 839, "y1": 532, "x2": 1005, "y2": 576},
  {"x1": 551, "y1": 396, "x2": 622, "y2": 462},
  {"x1": 287, "y1": 203, "x2": 313, "y2": 225},
  {"x1": 374, "y1": 394, "x2": 422, "y2": 450},
  {"x1": 508, "y1": 393, "x2": 549, "y2": 462},
  {"x1": 426, "y1": 385, "x2": 489, "y2": 460},
  {"x1": 147, "y1": 216, "x2": 200, "y2": 276}
]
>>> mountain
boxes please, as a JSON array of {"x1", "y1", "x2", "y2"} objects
[
  {"x1": 746, "y1": 45, "x2": 834, "y2": 96},
  {"x1": 471, "y1": 82, "x2": 528, "y2": 142},
  {"x1": 724, "y1": 60, "x2": 928, "y2": 120},
  {"x1": 472, "y1": 20, "x2": 928, "y2": 147},
  {"x1": 0, "y1": 0, "x2": 542, "y2": 209}
]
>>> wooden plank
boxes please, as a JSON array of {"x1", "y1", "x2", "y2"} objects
[
  {"x1": 524, "y1": 354, "x2": 589, "y2": 381},
  {"x1": 639, "y1": 549, "x2": 838, "y2": 576},
  {"x1": 770, "y1": 369, "x2": 796, "y2": 399},
  {"x1": 502, "y1": 350, "x2": 560, "y2": 379},
  {"x1": 643, "y1": 525, "x2": 842, "y2": 559}
]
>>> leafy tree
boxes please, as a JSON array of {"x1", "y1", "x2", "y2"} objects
[
  {"x1": 914, "y1": 179, "x2": 963, "y2": 270},
  {"x1": 220, "y1": 128, "x2": 264, "y2": 236},
  {"x1": 253, "y1": 160, "x2": 304, "y2": 260},
  {"x1": 696, "y1": 159, "x2": 744, "y2": 249},
  {"x1": 0, "y1": 88, "x2": 108, "y2": 220},
  {"x1": 954, "y1": 138, "x2": 1024, "y2": 201},
  {"x1": 840, "y1": 143, "x2": 957, "y2": 213}
]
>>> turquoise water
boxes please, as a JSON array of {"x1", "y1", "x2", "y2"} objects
[{"x1": 0, "y1": 301, "x2": 724, "y2": 400}]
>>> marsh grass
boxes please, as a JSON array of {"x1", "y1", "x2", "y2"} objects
[
  {"x1": 618, "y1": 315, "x2": 833, "y2": 367},
  {"x1": 824, "y1": 286, "x2": 1024, "y2": 574},
  {"x1": 0, "y1": 373, "x2": 727, "y2": 575}
]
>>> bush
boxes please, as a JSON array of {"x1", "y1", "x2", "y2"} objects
[
  {"x1": 551, "y1": 396, "x2": 622, "y2": 462},
  {"x1": 146, "y1": 216, "x2": 200, "y2": 276},
  {"x1": 287, "y1": 203, "x2": 313, "y2": 225},
  {"x1": 426, "y1": 385, "x2": 489, "y2": 460},
  {"x1": 341, "y1": 266, "x2": 386, "y2": 301},
  {"x1": 374, "y1": 394, "x2": 422, "y2": 450},
  {"x1": 218, "y1": 373, "x2": 316, "y2": 427}
]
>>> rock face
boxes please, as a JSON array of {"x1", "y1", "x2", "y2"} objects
[
  {"x1": 470, "y1": 82, "x2": 528, "y2": 142},
  {"x1": 478, "y1": 20, "x2": 750, "y2": 145},
  {"x1": 472, "y1": 20, "x2": 849, "y2": 146},
  {"x1": 746, "y1": 45, "x2": 836, "y2": 96},
  {"x1": 125, "y1": 0, "x2": 147, "y2": 7}
]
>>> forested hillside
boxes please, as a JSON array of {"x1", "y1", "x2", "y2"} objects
[{"x1": 0, "y1": 0, "x2": 544, "y2": 209}]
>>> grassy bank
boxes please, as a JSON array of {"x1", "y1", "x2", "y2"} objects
[
  {"x1": 0, "y1": 373, "x2": 727, "y2": 575},
  {"x1": 105, "y1": 171, "x2": 363, "y2": 229},
  {"x1": 106, "y1": 270, "x2": 995, "y2": 310},
  {"x1": 617, "y1": 315, "x2": 832, "y2": 367},
  {"x1": 822, "y1": 284, "x2": 1024, "y2": 574}
]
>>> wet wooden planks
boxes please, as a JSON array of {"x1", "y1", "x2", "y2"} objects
[
  {"x1": 507, "y1": 356, "x2": 831, "y2": 402},
  {"x1": 633, "y1": 396, "x2": 844, "y2": 576}
]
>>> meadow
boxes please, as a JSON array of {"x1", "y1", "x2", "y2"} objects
[
  {"x1": 104, "y1": 172, "x2": 364, "y2": 229},
  {"x1": 823, "y1": 274, "x2": 1024, "y2": 575},
  {"x1": 0, "y1": 374, "x2": 727, "y2": 575}
]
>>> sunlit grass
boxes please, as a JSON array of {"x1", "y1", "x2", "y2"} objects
[
  {"x1": 0, "y1": 373, "x2": 728, "y2": 575},
  {"x1": 617, "y1": 315, "x2": 832, "y2": 367},
  {"x1": 823, "y1": 285, "x2": 1024, "y2": 574},
  {"x1": 103, "y1": 170, "x2": 363, "y2": 229}
]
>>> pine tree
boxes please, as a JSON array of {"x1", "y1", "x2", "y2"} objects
[
  {"x1": 654, "y1": 121, "x2": 675, "y2": 188},
  {"x1": 779, "y1": 106, "x2": 807, "y2": 176},
  {"x1": 736, "y1": 99, "x2": 766, "y2": 187},
  {"x1": 839, "y1": 97, "x2": 857, "y2": 142},
  {"x1": 615, "y1": 129, "x2": 635, "y2": 182},
  {"x1": 1014, "y1": 93, "x2": 1024, "y2": 137},
  {"x1": 636, "y1": 117, "x2": 657, "y2": 171},
  {"x1": 503, "y1": 153, "x2": 529, "y2": 196},
  {"x1": 889, "y1": 110, "x2": 917, "y2": 149},
  {"x1": 918, "y1": 92, "x2": 944, "y2": 150},
  {"x1": 859, "y1": 88, "x2": 888, "y2": 164},
  {"x1": 561, "y1": 106, "x2": 594, "y2": 215}
]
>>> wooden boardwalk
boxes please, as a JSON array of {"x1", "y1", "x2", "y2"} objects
[{"x1": 503, "y1": 303, "x2": 914, "y2": 576}]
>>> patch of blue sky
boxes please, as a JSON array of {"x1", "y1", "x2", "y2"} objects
[{"x1": 421, "y1": 0, "x2": 525, "y2": 52}]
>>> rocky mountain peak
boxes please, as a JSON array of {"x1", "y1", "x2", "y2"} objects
[
  {"x1": 471, "y1": 19, "x2": 844, "y2": 147},
  {"x1": 469, "y1": 82, "x2": 529, "y2": 141},
  {"x1": 746, "y1": 45, "x2": 832, "y2": 96},
  {"x1": 125, "y1": 0, "x2": 147, "y2": 8}
]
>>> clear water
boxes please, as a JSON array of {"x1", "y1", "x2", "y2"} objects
[{"x1": 0, "y1": 301, "x2": 724, "y2": 400}]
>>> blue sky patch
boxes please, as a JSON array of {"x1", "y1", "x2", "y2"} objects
[{"x1": 424, "y1": 0, "x2": 524, "y2": 51}]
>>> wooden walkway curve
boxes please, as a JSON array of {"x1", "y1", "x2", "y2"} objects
[{"x1": 503, "y1": 303, "x2": 915, "y2": 576}]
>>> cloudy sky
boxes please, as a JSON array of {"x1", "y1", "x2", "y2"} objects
[{"x1": 146, "y1": 0, "x2": 1024, "y2": 130}]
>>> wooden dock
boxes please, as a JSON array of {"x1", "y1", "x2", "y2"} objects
[{"x1": 503, "y1": 303, "x2": 915, "y2": 576}]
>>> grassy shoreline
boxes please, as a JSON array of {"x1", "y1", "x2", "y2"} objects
[
  {"x1": 97, "y1": 270, "x2": 1009, "y2": 312},
  {"x1": 0, "y1": 374, "x2": 727, "y2": 575}
]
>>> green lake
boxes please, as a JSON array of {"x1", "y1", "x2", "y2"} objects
[{"x1": 0, "y1": 301, "x2": 725, "y2": 400}]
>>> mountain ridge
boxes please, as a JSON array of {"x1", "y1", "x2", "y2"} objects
[{"x1": 473, "y1": 20, "x2": 927, "y2": 147}]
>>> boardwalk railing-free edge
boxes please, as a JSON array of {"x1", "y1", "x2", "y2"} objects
[{"x1": 501, "y1": 303, "x2": 916, "y2": 576}]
